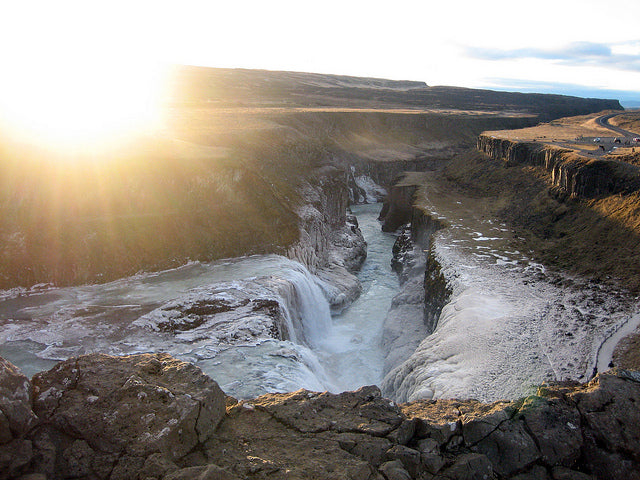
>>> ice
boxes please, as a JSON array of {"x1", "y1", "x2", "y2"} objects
[
  {"x1": 354, "y1": 175, "x2": 387, "y2": 203},
  {"x1": 0, "y1": 205, "x2": 399, "y2": 399},
  {"x1": 383, "y1": 198, "x2": 635, "y2": 403}
]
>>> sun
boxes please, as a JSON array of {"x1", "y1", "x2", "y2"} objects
[{"x1": 0, "y1": 59, "x2": 168, "y2": 152}]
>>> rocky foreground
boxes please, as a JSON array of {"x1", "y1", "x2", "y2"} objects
[{"x1": 2, "y1": 353, "x2": 639, "y2": 480}]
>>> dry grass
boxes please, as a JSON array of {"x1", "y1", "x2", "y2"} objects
[
  {"x1": 608, "y1": 111, "x2": 640, "y2": 135},
  {"x1": 483, "y1": 111, "x2": 615, "y2": 142}
]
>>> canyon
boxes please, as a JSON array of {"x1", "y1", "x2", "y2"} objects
[{"x1": 1, "y1": 68, "x2": 639, "y2": 479}]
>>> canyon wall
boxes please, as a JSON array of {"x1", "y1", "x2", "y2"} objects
[
  {"x1": 379, "y1": 177, "x2": 451, "y2": 379},
  {"x1": 477, "y1": 135, "x2": 640, "y2": 198},
  {"x1": 287, "y1": 165, "x2": 366, "y2": 311}
]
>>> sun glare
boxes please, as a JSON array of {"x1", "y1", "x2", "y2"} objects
[{"x1": 0, "y1": 60, "x2": 168, "y2": 153}]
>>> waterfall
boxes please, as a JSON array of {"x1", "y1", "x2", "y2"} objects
[
  {"x1": 0, "y1": 206, "x2": 397, "y2": 399},
  {"x1": 270, "y1": 260, "x2": 333, "y2": 347}
]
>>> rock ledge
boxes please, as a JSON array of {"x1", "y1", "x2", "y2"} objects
[{"x1": 2, "y1": 354, "x2": 639, "y2": 480}]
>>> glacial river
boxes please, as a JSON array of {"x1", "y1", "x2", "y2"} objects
[
  {"x1": 1, "y1": 197, "x2": 635, "y2": 403},
  {"x1": 0, "y1": 204, "x2": 399, "y2": 399}
]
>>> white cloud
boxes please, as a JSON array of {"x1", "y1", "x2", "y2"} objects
[{"x1": 1, "y1": 0, "x2": 638, "y2": 97}]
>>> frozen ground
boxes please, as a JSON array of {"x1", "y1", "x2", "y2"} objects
[{"x1": 383, "y1": 174, "x2": 636, "y2": 402}]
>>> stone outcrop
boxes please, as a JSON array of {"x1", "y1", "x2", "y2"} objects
[
  {"x1": 382, "y1": 207, "x2": 449, "y2": 378},
  {"x1": 2, "y1": 353, "x2": 640, "y2": 479},
  {"x1": 477, "y1": 135, "x2": 640, "y2": 198},
  {"x1": 288, "y1": 165, "x2": 366, "y2": 312},
  {"x1": 378, "y1": 183, "x2": 418, "y2": 233},
  {"x1": 25, "y1": 353, "x2": 226, "y2": 480},
  {"x1": 348, "y1": 158, "x2": 449, "y2": 197},
  {"x1": 0, "y1": 358, "x2": 38, "y2": 479}
]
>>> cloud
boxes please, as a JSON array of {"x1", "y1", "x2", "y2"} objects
[{"x1": 466, "y1": 41, "x2": 640, "y2": 72}]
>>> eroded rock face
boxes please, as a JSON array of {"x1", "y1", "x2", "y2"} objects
[
  {"x1": 0, "y1": 357, "x2": 38, "y2": 479},
  {"x1": 30, "y1": 353, "x2": 225, "y2": 477},
  {"x1": 3, "y1": 353, "x2": 640, "y2": 479},
  {"x1": 477, "y1": 135, "x2": 640, "y2": 198}
]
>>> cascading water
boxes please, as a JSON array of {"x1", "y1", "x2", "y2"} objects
[
  {"x1": 0, "y1": 204, "x2": 399, "y2": 399},
  {"x1": 314, "y1": 203, "x2": 399, "y2": 390}
]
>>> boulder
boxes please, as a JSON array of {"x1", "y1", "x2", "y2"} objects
[
  {"x1": 246, "y1": 385, "x2": 402, "y2": 436},
  {"x1": 517, "y1": 396, "x2": 582, "y2": 467},
  {"x1": 461, "y1": 401, "x2": 540, "y2": 477},
  {"x1": 31, "y1": 353, "x2": 226, "y2": 464},
  {"x1": 569, "y1": 371, "x2": 640, "y2": 461},
  {"x1": 0, "y1": 357, "x2": 38, "y2": 479},
  {"x1": 164, "y1": 464, "x2": 241, "y2": 480},
  {"x1": 401, "y1": 399, "x2": 464, "y2": 446},
  {"x1": 435, "y1": 453, "x2": 495, "y2": 480},
  {"x1": 384, "y1": 445, "x2": 421, "y2": 478},
  {"x1": 0, "y1": 357, "x2": 37, "y2": 442},
  {"x1": 378, "y1": 460, "x2": 412, "y2": 480}
]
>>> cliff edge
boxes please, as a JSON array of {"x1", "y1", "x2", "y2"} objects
[{"x1": 2, "y1": 353, "x2": 639, "y2": 480}]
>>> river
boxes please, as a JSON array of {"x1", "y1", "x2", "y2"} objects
[
  {"x1": 2, "y1": 197, "x2": 634, "y2": 403},
  {"x1": 0, "y1": 204, "x2": 399, "y2": 399}
]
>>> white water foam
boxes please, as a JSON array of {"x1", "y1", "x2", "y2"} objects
[{"x1": 0, "y1": 255, "x2": 338, "y2": 398}]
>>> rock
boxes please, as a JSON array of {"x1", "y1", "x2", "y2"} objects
[
  {"x1": 569, "y1": 371, "x2": 640, "y2": 459},
  {"x1": 460, "y1": 401, "x2": 517, "y2": 446},
  {"x1": 387, "y1": 419, "x2": 416, "y2": 445},
  {"x1": 335, "y1": 432, "x2": 392, "y2": 466},
  {"x1": 379, "y1": 460, "x2": 412, "y2": 480},
  {"x1": 435, "y1": 453, "x2": 494, "y2": 480},
  {"x1": 517, "y1": 395, "x2": 582, "y2": 467},
  {"x1": 246, "y1": 385, "x2": 402, "y2": 435},
  {"x1": 31, "y1": 353, "x2": 226, "y2": 463},
  {"x1": 477, "y1": 135, "x2": 640, "y2": 198},
  {"x1": 1, "y1": 354, "x2": 638, "y2": 479},
  {"x1": 133, "y1": 280, "x2": 289, "y2": 343},
  {"x1": 384, "y1": 445, "x2": 421, "y2": 477},
  {"x1": 469, "y1": 419, "x2": 540, "y2": 477},
  {"x1": 164, "y1": 464, "x2": 241, "y2": 480},
  {"x1": 208, "y1": 395, "x2": 381, "y2": 480},
  {"x1": 461, "y1": 401, "x2": 540, "y2": 477},
  {"x1": 0, "y1": 357, "x2": 37, "y2": 442},
  {"x1": 14, "y1": 475, "x2": 47, "y2": 480},
  {"x1": 564, "y1": 371, "x2": 640, "y2": 479},
  {"x1": 110, "y1": 455, "x2": 146, "y2": 480},
  {"x1": 551, "y1": 466, "x2": 595, "y2": 480},
  {"x1": 401, "y1": 399, "x2": 463, "y2": 446},
  {"x1": 421, "y1": 452, "x2": 446, "y2": 475},
  {"x1": 139, "y1": 453, "x2": 179, "y2": 479},
  {"x1": 0, "y1": 357, "x2": 37, "y2": 480},
  {"x1": 0, "y1": 439, "x2": 33, "y2": 480},
  {"x1": 379, "y1": 183, "x2": 417, "y2": 232},
  {"x1": 511, "y1": 465, "x2": 551, "y2": 480},
  {"x1": 417, "y1": 438, "x2": 440, "y2": 454}
]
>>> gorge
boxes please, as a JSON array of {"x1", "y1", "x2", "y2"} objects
[{"x1": 1, "y1": 68, "x2": 639, "y2": 479}]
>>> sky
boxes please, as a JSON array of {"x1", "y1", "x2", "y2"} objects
[{"x1": 1, "y1": 0, "x2": 639, "y2": 108}]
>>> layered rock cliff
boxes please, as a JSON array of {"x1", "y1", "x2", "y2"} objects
[
  {"x1": 3, "y1": 353, "x2": 639, "y2": 480},
  {"x1": 477, "y1": 135, "x2": 640, "y2": 198}
]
